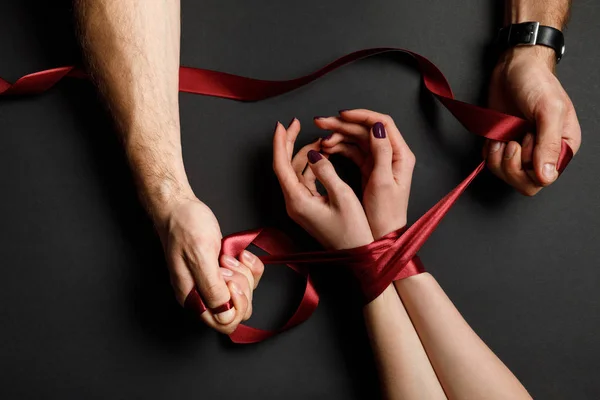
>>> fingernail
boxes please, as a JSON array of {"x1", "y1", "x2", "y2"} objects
[
  {"x1": 223, "y1": 255, "x2": 239, "y2": 268},
  {"x1": 241, "y1": 250, "x2": 255, "y2": 264},
  {"x1": 288, "y1": 117, "x2": 297, "y2": 127},
  {"x1": 504, "y1": 142, "x2": 517, "y2": 159},
  {"x1": 490, "y1": 141, "x2": 501, "y2": 153},
  {"x1": 338, "y1": 109, "x2": 350, "y2": 113},
  {"x1": 543, "y1": 163, "x2": 557, "y2": 181},
  {"x1": 314, "y1": 116, "x2": 327, "y2": 120},
  {"x1": 274, "y1": 121, "x2": 281, "y2": 131},
  {"x1": 307, "y1": 150, "x2": 323, "y2": 163},
  {"x1": 220, "y1": 267, "x2": 234, "y2": 277},
  {"x1": 373, "y1": 122, "x2": 386, "y2": 139},
  {"x1": 231, "y1": 282, "x2": 244, "y2": 296},
  {"x1": 322, "y1": 133, "x2": 333, "y2": 141},
  {"x1": 522, "y1": 133, "x2": 533, "y2": 147},
  {"x1": 214, "y1": 308, "x2": 235, "y2": 324}
]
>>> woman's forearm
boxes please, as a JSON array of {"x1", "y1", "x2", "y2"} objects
[
  {"x1": 364, "y1": 285, "x2": 446, "y2": 400},
  {"x1": 394, "y1": 273, "x2": 531, "y2": 400}
]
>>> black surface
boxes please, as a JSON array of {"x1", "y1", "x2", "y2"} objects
[{"x1": 1, "y1": 1, "x2": 599, "y2": 399}]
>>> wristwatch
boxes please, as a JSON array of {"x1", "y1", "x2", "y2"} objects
[{"x1": 497, "y1": 21, "x2": 565, "y2": 63}]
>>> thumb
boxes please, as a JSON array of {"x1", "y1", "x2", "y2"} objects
[
  {"x1": 369, "y1": 122, "x2": 393, "y2": 179},
  {"x1": 191, "y1": 256, "x2": 235, "y2": 325},
  {"x1": 307, "y1": 150, "x2": 352, "y2": 203},
  {"x1": 533, "y1": 99, "x2": 564, "y2": 185}
]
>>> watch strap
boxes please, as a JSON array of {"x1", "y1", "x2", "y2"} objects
[{"x1": 497, "y1": 22, "x2": 565, "y2": 62}]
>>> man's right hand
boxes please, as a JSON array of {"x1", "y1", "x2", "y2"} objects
[{"x1": 156, "y1": 196, "x2": 264, "y2": 334}]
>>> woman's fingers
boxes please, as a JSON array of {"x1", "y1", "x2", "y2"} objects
[
  {"x1": 321, "y1": 142, "x2": 371, "y2": 188},
  {"x1": 292, "y1": 140, "x2": 325, "y2": 195},
  {"x1": 338, "y1": 109, "x2": 414, "y2": 178},
  {"x1": 285, "y1": 118, "x2": 302, "y2": 159},
  {"x1": 301, "y1": 164, "x2": 319, "y2": 195},
  {"x1": 321, "y1": 142, "x2": 367, "y2": 169},
  {"x1": 315, "y1": 116, "x2": 370, "y2": 152},
  {"x1": 273, "y1": 121, "x2": 298, "y2": 188},
  {"x1": 314, "y1": 116, "x2": 370, "y2": 138},
  {"x1": 306, "y1": 150, "x2": 353, "y2": 206},
  {"x1": 273, "y1": 121, "x2": 312, "y2": 201},
  {"x1": 292, "y1": 140, "x2": 321, "y2": 179}
]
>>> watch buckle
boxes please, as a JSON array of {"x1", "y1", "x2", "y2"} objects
[{"x1": 508, "y1": 21, "x2": 540, "y2": 46}]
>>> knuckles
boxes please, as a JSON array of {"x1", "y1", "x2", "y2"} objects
[
  {"x1": 285, "y1": 192, "x2": 308, "y2": 220},
  {"x1": 369, "y1": 174, "x2": 395, "y2": 191},
  {"x1": 540, "y1": 141, "x2": 563, "y2": 157},
  {"x1": 187, "y1": 232, "x2": 221, "y2": 255},
  {"x1": 403, "y1": 151, "x2": 416, "y2": 169},
  {"x1": 251, "y1": 258, "x2": 265, "y2": 280},
  {"x1": 519, "y1": 186, "x2": 542, "y2": 197},
  {"x1": 539, "y1": 97, "x2": 566, "y2": 116},
  {"x1": 380, "y1": 114, "x2": 394, "y2": 125},
  {"x1": 215, "y1": 322, "x2": 239, "y2": 335},
  {"x1": 201, "y1": 281, "x2": 230, "y2": 307}
]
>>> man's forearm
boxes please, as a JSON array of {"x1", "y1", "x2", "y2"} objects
[
  {"x1": 75, "y1": 0, "x2": 190, "y2": 224},
  {"x1": 507, "y1": 0, "x2": 571, "y2": 29},
  {"x1": 501, "y1": 0, "x2": 572, "y2": 69}
]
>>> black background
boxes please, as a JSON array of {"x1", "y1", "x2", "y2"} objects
[{"x1": 1, "y1": 1, "x2": 599, "y2": 399}]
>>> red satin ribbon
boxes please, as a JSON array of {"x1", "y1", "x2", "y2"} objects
[{"x1": 1, "y1": 48, "x2": 573, "y2": 344}]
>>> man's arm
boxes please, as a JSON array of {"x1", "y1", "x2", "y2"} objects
[
  {"x1": 486, "y1": 0, "x2": 581, "y2": 196},
  {"x1": 74, "y1": 0, "x2": 257, "y2": 332}
]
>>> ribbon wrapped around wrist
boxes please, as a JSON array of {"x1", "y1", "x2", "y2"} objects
[{"x1": 1, "y1": 47, "x2": 573, "y2": 344}]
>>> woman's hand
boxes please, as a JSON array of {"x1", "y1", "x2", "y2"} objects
[
  {"x1": 316, "y1": 109, "x2": 416, "y2": 239},
  {"x1": 272, "y1": 119, "x2": 374, "y2": 250}
]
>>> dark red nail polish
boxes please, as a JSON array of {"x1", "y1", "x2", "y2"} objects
[
  {"x1": 307, "y1": 150, "x2": 323, "y2": 163},
  {"x1": 322, "y1": 133, "x2": 333, "y2": 141},
  {"x1": 373, "y1": 122, "x2": 386, "y2": 139}
]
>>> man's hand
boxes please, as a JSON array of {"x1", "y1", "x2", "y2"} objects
[
  {"x1": 486, "y1": 46, "x2": 581, "y2": 196},
  {"x1": 156, "y1": 196, "x2": 264, "y2": 334},
  {"x1": 75, "y1": 1, "x2": 266, "y2": 335}
]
